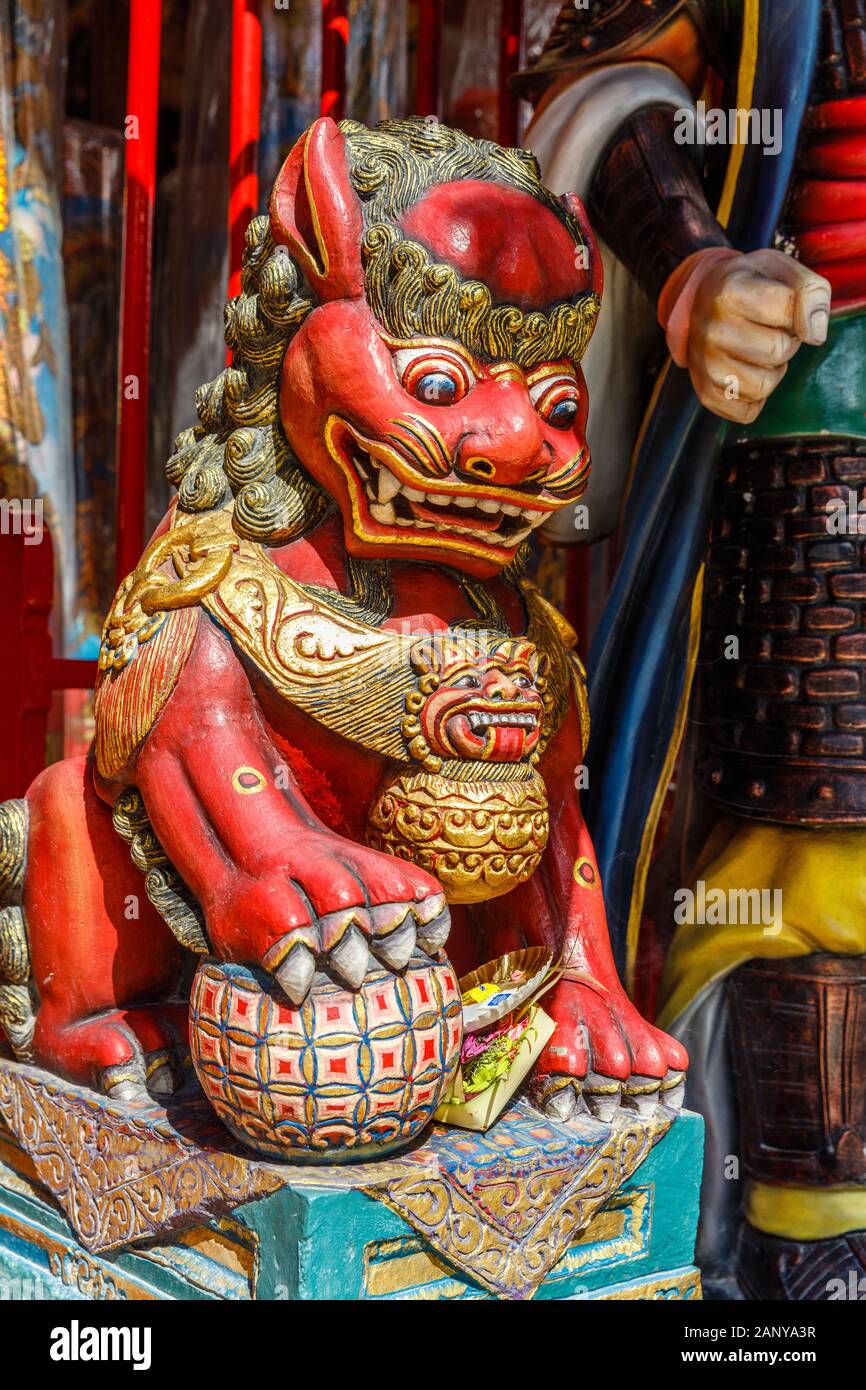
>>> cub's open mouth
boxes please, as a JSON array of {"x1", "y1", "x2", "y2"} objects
[
  {"x1": 326, "y1": 416, "x2": 562, "y2": 553},
  {"x1": 446, "y1": 698, "x2": 544, "y2": 761},
  {"x1": 465, "y1": 709, "x2": 538, "y2": 732}
]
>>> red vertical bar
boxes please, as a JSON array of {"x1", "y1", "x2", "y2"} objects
[
  {"x1": 321, "y1": 0, "x2": 349, "y2": 120},
  {"x1": 115, "y1": 0, "x2": 161, "y2": 585},
  {"x1": 498, "y1": 0, "x2": 524, "y2": 147},
  {"x1": 415, "y1": 0, "x2": 443, "y2": 117},
  {"x1": 228, "y1": 0, "x2": 263, "y2": 302}
]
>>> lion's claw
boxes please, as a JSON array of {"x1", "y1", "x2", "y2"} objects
[
  {"x1": 371, "y1": 915, "x2": 416, "y2": 970},
  {"x1": 259, "y1": 888, "x2": 451, "y2": 1005},
  {"x1": 532, "y1": 1074, "x2": 583, "y2": 1122},
  {"x1": 329, "y1": 924, "x2": 370, "y2": 989},
  {"x1": 273, "y1": 940, "x2": 317, "y2": 1005},
  {"x1": 620, "y1": 1074, "x2": 662, "y2": 1119},
  {"x1": 659, "y1": 1068, "x2": 686, "y2": 1112},
  {"x1": 530, "y1": 978, "x2": 688, "y2": 1124},
  {"x1": 319, "y1": 907, "x2": 371, "y2": 952},
  {"x1": 583, "y1": 1073, "x2": 624, "y2": 1121},
  {"x1": 416, "y1": 905, "x2": 450, "y2": 955}
]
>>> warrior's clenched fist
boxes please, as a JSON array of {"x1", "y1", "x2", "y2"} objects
[{"x1": 663, "y1": 246, "x2": 832, "y2": 424}]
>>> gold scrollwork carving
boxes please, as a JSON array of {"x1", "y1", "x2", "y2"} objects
[
  {"x1": 99, "y1": 511, "x2": 238, "y2": 672},
  {"x1": 367, "y1": 767, "x2": 549, "y2": 904}
]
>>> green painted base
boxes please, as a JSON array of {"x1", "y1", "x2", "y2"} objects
[
  {"x1": 0, "y1": 1108, "x2": 703, "y2": 1300},
  {"x1": 732, "y1": 307, "x2": 866, "y2": 444}
]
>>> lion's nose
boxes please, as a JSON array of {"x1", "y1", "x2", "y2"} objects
[
  {"x1": 454, "y1": 382, "x2": 548, "y2": 487},
  {"x1": 486, "y1": 673, "x2": 520, "y2": 701}
]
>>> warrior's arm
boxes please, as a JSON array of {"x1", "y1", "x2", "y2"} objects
[
  {"x1": 556, "y1": 12, "x2": 832, "y2": 422},
  {"x1": 587, "y1": 104, "x2": 731, "y2": 308},
  {"x1": 563, "y1": 5, "x2": 729, "y2": 301}
]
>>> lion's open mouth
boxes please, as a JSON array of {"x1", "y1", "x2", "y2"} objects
[
  {"x1": 352, "y1": 444, "x2": 542, "y2": 543},
  {"x1": 327, "y1": 416, "x2": 561, "y2": 552}
]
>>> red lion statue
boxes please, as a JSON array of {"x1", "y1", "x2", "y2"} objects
[{"x1": 0, "y1": 117, "x2": 686, "y2": 1121}]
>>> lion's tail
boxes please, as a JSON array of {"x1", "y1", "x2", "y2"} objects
[
  {"x1": 0, "y1": 799, "x2": 34, "y2": 1059},
  {"x1": 0, "y1": 799, "x2": 26, "y2": 908}
]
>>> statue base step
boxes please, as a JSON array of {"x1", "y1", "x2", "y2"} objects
[{"x1": 0, "y1": 1101, "x2": 703, "y2": 1301}]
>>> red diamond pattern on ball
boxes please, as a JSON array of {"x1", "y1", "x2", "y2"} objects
[{"x1": 190, "y1": 957, "x2": 462, "y2": 1162}]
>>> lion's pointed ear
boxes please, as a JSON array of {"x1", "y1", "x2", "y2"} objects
[
  {"x1": 269, "y1": 117, "x2": 365, "y2": 302},
  {"x1": 559, "y1": 192, "x2": 604, "y2": 301}
]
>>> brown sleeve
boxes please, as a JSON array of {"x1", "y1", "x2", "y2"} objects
[{"x1": 587, "y1": 103, "x2": 731, "y2": 305}]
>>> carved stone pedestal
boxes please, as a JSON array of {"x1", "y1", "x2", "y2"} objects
[{"x1": 0, "y1": 1059, "x2": 703, "y2": 1301}]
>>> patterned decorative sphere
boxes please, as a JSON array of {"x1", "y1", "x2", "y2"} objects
[{"x1": 190, "y1": 955, "x2": 462, "y2": 1162}]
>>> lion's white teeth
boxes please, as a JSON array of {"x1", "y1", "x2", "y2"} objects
[
  {"x1": 467, "y1": 711, "x2": 538, "y2": 730},
  {"x1": 377, "y1": 468, "x2": 402, "y2": 504},
  {"x1": 358, "y1": 456, "x2": 542, "y2": 545},
  {"x1": 369, "y1": 501, "x2": 396, "y2": 524}
]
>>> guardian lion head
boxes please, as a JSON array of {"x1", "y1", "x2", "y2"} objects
[{"x1": 166, "y1": 116, "x2": 602, "y2": 580}]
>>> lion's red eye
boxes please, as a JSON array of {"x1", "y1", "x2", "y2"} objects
[
  {"x1": 393, "y1": 346, "x2": 474, "y2": 405},
  {"x1": 414, "y1": 371, "x2": 459, "y2": 405},
  {"x1": 529, "y1": 372, "x2": 580, "y2": 429}
]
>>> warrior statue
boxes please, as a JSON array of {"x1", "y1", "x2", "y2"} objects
[
  {"x1": 521, "y1": 0, "x2": 866, "y2": 1297},
  {"x1": 0, "y1": 116, "x2": 686, "y2": 1148}
]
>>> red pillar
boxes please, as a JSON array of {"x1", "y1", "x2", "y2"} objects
[
  {"x1": 321, "y1": 0, "x2": 349, "y2": 120},
  {"x1": 228, "y1": 0, "x2": 263, "y2": 303},
  {"x1": 415, "y1": 0, "x2": 443, "y2": 117},
  {"x1": 498, "y1": 0, "x2": 524, "y2": 147},
  {"x1": 115, "y1": 0, "x2": 161, "y2": 584}
]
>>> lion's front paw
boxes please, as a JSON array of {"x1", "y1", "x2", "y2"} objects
[
  {"x1": 529, "y1": 979, "x2": 687, "y2": 1123},
  {"x1": 209, "y1": 832, "x2": 450, "y2": 1005}
]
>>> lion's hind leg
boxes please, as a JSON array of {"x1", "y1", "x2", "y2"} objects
[{"x1": 17, "y1": 755, "x2": 185, "y2": 1097}]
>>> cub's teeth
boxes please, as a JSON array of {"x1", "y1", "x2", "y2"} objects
[
  {"x1": 454, "y1": 496, "x2": 475, "y2": 509},
  {"x1": 370, "y1": 501, "x2": 396, "y2": 524},
  {"x1": 377, "y1": 468, "x2": 402, "y2": 504},
  {"x1": 402, "y1": 485, "x2": 425, "y2": 502},
  {"x1": 523, "y1": 509, "x2": 546, "y2": 524},
  {"x1": 501, "y1": 503, "x2": 520, "y2": 517},
  {"x1": 477, "y1": 499, "x2": 499, "y2": 513},
  {"x1": 427, "y1": 494, "x2": 450, "y2": 507}
]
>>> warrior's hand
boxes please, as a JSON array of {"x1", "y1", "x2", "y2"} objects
[{"x1": 662, "y1": 246, "x2": 831, "y2": 424}]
